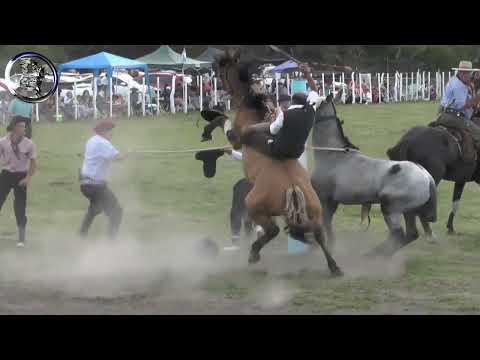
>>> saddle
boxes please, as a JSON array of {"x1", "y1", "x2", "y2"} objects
[{"x1": 429, "y1": 121, "x2": 477, "y2": 163}]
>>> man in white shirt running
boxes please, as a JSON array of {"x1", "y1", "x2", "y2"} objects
[{"x1": 79, "y1": 120, "x2": 128, "y2": 240}]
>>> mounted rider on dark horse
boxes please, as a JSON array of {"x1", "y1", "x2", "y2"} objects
[{"x1": 388, "y1": 60, "x2": 480, "y2": 235}]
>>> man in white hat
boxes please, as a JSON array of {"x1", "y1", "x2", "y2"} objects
[{"x1": 436, "y1": 60, "x2": 480, "y2": 148}]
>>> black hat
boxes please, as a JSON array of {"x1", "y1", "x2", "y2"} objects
[
  {"x1": 201, "y1": 109, "x2": 228, "y2": 123},
  {"x1": 6, "y1": 116, "x2": 28, "y2": 132},
  {"x1": 195, "y1": 149, "x2": 225, "y2": 178}
]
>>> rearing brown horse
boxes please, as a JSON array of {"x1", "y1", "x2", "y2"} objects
[{"x1": 214, "y1": 49, "x2": 342, "y2": 276}]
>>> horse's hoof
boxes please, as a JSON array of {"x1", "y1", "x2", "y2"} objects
[
  {"x1": 406, "y1": 232, "x2": 419, "y2": 242},
  {"x1": 330, "y1": 267, "x2": 344, "y2": 278},
  {"x1": 248, "y1": 252, "x2": 261, "y2": 264},
  {"x1": 425, "y1": 235, "x2": 438, "y2": 244},
  {"x1": 447, "y1": 229, "x2": 456, "y2": 236}
]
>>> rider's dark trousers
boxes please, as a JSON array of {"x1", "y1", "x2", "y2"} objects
[
  {"x1": 0, "y1": 170, "x2": 27, "y2": 242},
  {"x1": 231, "y1": 178, "x2": 253, "y2": 242},
  {"x1": 79, "y1": 183, "x2": 123, "y2": 240}
]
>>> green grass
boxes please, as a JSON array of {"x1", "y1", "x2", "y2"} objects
[{"x1": 3, "y1": 102, "x2": 480, "y2": 314}]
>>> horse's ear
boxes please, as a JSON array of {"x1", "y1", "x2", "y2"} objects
[
  {"x1": 232, "y1": 48, "x2": 241, "y2": 63},
  {"x1": 226, "y1": 47, "x2": 238, "y2": 60}
]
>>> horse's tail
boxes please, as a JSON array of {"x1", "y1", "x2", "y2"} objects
[
  {"x1": 418, "y1": 178, "x2": 438, "y2": 223},
  {"x1": 285, "y1": 185, "x2": 309, "y2": 228},
  {"x1": 360, "y1": 203, "x2": 372, "y2": 231}
]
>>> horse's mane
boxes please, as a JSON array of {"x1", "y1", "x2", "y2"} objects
[
  {"x1": 217, "y1": 52, "x2": 268, "y2": 120},
  {"x1": 325, "y1": 99, "x2": 360, "y2": 150},
  {"x1": 335, "y1": 118, "x2": 360, "y2": 150}
]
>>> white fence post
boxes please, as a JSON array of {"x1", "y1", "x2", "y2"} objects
[
  {"x1": 141, "y1": 77, "x2": 145, "y2": 116},
  {"x1": 351, "y1": 72, "x2": 355, "y2": 104},
  {"x1": 442, "y1": 72, "x2": 445, "y2": 98},
  {"x1": 170, "y1": 75, "x2": 176, "y2": 114},
  {"x1": 214, "y1": 77, "x2": 218, "y2": 106},
  {"x1": 56, "y1": 84, "x2": 60, "y2": 121},
  {"x1": 321, "y1": 73, "x2": 325, "y2": 97},
  {"x1": 398, "y1": 73, "x2": 403, "y2": 102},
  {"x1": 199, "y1": 75, "x2": 203, "y2": 112},
  {"x1": 109, "y1": 77, "x2": 113, "y2": 119},
  {"x1": 416, "y1": 71, "x2": 419, "y2": 101},
  {"x1": 93, "y1": 77, "x2": 97, "y2": 120},
  {"x1": 378, "y1": 73, "x2": 381, "y2": 103},
  {"x1": 35, "y1": 103, "x2": 39, "y2": 123},
  {"x1": 156, "y1": 76, "x2": 160, "y2": 115},
  {"x1": 183, "y1": 79, "x2": 188, "y2": 114},
  {"x1": 368, "y1": 73, "x2": 372, "y2": 104},
  {"x1": 286, "y1": 74, "x2": 290, "y2": 95},
  {"x1": 332, "y1": 72, "x2": 336, "y2": 98},
  {"x1": 427, "y1": 72, "x2": 431, "y2": 101},
  {"x1": 341, "y1": 72, "x2": 346, "y2": 104},
  {"x1": 127, "y1": 82, "x2": 131, "y2": 117},
  {"x1": 386, "y1": 73, "x2": 390, "y2": 103},
  {"x1": 74, "y1": 80, "x2": 78, "y2": 120},
  {"x1": 405, "y1": 73, "x2": 408, "y2": 101},
  {"x1": 359, "y1": 73, "x2": 363, "y2": 103}
]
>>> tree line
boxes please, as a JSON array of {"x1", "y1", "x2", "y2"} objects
[{"x1": 1, "y1": 45, "x2": 479, "y2": 74}]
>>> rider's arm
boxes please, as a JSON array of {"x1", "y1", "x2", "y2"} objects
[
  {"x1": 231, "y1": 150, "x2": 243, "y2": 161},
  {"x1": 269, "y1": 109, "x2": 284, "y2": 135},
  {"x1": 300, "y1": 64, "x2": 323, "y2": 109},
  {"x1": 300, "y1": 64, "x2": 317, "y2": 93}
]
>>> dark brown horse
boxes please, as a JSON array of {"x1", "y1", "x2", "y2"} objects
[
  {"x1": 212, "y1": 48, "x2": 343, "y2": 276},
  {"x1": 387, "y1": 119, "x2": 480, "y2": 236}
]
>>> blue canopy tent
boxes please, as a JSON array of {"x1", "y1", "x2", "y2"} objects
[
  {"x1": 57, "y1": 52, "x2": 151, "y2": 118},
  {"x1": 272, "y1": 60, "x2": 298, "y2": 73}
]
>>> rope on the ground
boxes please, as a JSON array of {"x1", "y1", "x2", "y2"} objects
[{"x1": 128, "y1": 145, "x2": 231, "y2": 155}]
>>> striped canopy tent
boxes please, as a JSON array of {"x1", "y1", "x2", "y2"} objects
[{"x1": 136, "y1": 45, "x2": 210, "y2": 70}]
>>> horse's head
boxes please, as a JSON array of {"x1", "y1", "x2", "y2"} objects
[
  {"x1": 216, "y1": 48, "x2": 251, "y2": 104},
  {"x1": 215, "y1": 48, "x2": 269, "y2": 149},
  {"x1": 313, "y1": 94, "x2": 359, "y2": 150}
]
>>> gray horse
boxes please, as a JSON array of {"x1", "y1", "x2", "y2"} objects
[{"x1": 310, "y1": 95, "x2": 438, "y2": 256}]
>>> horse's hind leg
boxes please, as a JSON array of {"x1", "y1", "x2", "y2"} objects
[
  {"x1": 420, "y1": 216, "x2": 437, "y2": 243},
  {"x1": 446, "y1": 182, "x2": 465, "y2": 235},
  {"x1": 312, "y1": 221, "x2": 343, "y2": 277},
  {"x1": 321, "y1": 198, "x2": 338, "y2": 252},
  {"x1": 248, "y1": 214, "x2": 279, "y2": 264},
  {"x1": 404, "y1": 211, "x2": 419, "y2": 242},
  {"x1": 368, "y1": 208, "x2": 409, "y2": 257}
]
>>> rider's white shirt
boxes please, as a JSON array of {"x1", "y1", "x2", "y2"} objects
[
  {"x1": 81, "y1": 135, "x2": 119, "y2": 183},
  {"x1": 269, "y1": 90, "x2": 322, "y2": 135},
  {"x1": 230, "y1": 150, "x2": 243, "y2": 161}
]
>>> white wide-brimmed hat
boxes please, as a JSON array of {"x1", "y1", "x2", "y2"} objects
[{"x1": 452, "y1": 60, "x2": 480, "y2": 72}]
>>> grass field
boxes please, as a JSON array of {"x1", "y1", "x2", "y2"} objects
[{"x1": 1, "y1": 102, "x2": 480, "y2": 314}]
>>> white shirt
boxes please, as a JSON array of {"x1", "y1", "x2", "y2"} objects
[
  {"x1": 269, "y1": 90, "x2": 323, "y2": 135},
  {"x1": 230, "y1": 150, "x2": 243, "y2": 161},
  {"x1": 81, "y1": 135, "x2": 119, "y2": 183}
]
